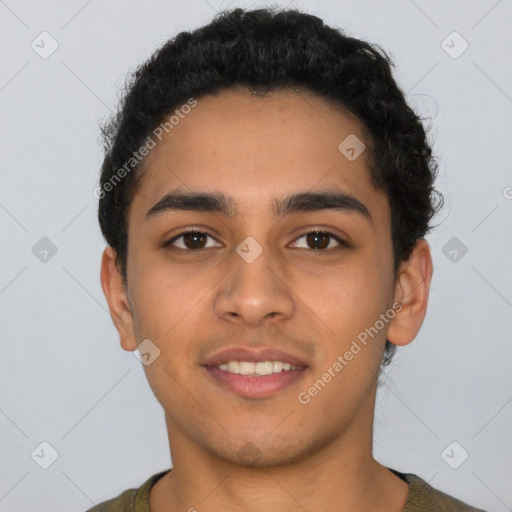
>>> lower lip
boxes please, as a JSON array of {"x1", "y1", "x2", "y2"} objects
[{"x1": 203, "y1": 366, "x2": 307, "y2": 398}]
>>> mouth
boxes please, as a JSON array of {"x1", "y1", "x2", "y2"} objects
[
  {"x1": 215, "y1": 360, "x2": 302, "y2": 375},
  {"x1": 201, "y1": 347, "x2": 309, "y2": 399}
]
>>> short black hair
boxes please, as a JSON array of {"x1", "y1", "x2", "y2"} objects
[{"x1": 97, "y1": 6, "x2": 443, "y2": 368}]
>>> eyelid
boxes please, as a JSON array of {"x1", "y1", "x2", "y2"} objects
[
  {"x1": 165, "y1": 228, "x2": 221, "y2": 250},
  {"x1": 291, "y1": 228, "x2": 349, "y2": 249},
  {"x1": 164, "y1": 227, "x2": 349, "y2": 251}
]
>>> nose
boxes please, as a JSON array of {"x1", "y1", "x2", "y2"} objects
[{"x1": 214, "y1": 239, "x2": 295, "y2": 328}]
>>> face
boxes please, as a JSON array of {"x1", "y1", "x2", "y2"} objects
[{"x1": 105, "y1": 88, "x2": 414, "y2": 467}]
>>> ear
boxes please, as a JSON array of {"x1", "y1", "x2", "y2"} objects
[
  {"x1": 386, "y1": 239, "x2": 433, "y2": 347},
  {"x1": 100, "y1": 246, "x2": 138, "y2": 351}
]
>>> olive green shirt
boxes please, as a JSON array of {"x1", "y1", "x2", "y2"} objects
[{"x1": 85, "y1": 468, "x2": 487, "y2": 511}]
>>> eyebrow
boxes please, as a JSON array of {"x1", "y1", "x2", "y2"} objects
[{"x1": 145, "y1": 188, "x2": 372, "y2": 223}]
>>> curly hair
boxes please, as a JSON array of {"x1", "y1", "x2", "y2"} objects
[{"x1": 97, "y1": 6, "x2": 443, "y2": 368}]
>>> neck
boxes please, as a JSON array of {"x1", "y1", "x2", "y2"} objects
[{"x1": 150, "y1": 392, "x2": 408, "y2": 512}]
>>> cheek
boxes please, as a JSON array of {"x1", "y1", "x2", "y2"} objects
[
  {"x1": 130, "y1": 259, "x2": 215, "y2": 341},
  {"x1": 128, "y1": 263, "x2": 229, "y2": 402},
  {"x1": 303, "y1": 262, "x2": 389, "y2": 342}
]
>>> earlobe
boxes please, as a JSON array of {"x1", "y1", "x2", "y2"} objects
[
  {"x1": 100, "y1": 247, "x2": 138, "y2": 351},
  {"x1": 386, "y1": 239, "x2": 433, "y2": 347}
]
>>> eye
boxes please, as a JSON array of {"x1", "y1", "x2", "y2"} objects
[
  {"x1": 289, "y1": 229, "x2": 348, "y2": 251},
  {"x1": 164, "y1": 228, "x2": 348, "y2": 253},
  {"x1": 164, "y1": 230, "x2": 222, "y2": 251}
]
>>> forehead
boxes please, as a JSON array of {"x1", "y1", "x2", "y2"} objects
[{"x1": 130, "y1": 88, "x2": 386, "y2": 220}]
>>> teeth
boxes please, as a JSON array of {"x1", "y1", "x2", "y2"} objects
[
  {"x1": 273, "y1": 361, "x2": 284, "y2": 372},
  {"x1": 215, "y1": 360, "x2": 301, "y2": 375}
]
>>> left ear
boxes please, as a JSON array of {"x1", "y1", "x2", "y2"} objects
[{"x1": 386, "y1": 239, "x2": 433, "y2": 347}]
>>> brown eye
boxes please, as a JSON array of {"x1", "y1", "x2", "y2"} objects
[
  {"x1": 306, "y1": 232, "x2": 329, "y2": 250},
  {"x1": 181, "y1": 232, "x2": 208, "y2": 249},
  {"x1": 164, "y1": 229, "x2": 347, "y2": 253},
  {"x1": 165, "y1": 230, "x2": 221, "y2": 251},
  {"x1": 290, "y1": 230, "x2": 347, "y2": 251}
]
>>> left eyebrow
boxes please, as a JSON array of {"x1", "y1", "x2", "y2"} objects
[{"x1": 145, "y1": 188, "x2": 372, "y2": 223}]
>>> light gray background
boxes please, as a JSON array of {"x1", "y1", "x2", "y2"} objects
[{"x1": 1, "y1": 0, "x2": 511, "y2": 510}]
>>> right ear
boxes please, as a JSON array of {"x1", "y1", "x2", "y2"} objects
[{"x1": 100, "y1": 247, "x2": 138, "y2": 351}]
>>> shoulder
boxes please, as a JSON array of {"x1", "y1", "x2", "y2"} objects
[
  {"x1": 402, "y1": 473, "x2": 488, "y2": 511},
  {"x1": 84, "y1": 488, "x2": 137, "y2": 512},
  {"x1": 83, "y1": 470, "x2": 171, "y2": 512}
]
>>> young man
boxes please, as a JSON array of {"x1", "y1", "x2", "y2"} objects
[{"x1": 91, "y1": 7, "x2": 486, "y2": 512}]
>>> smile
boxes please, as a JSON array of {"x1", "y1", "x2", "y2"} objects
[{"x1": 215, "y1": 360, "x2": 302, "y2": 376}]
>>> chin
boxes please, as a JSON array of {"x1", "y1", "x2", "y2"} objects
[{"x1": 205, "y1": 430, "x2": 327, "y2": 469}]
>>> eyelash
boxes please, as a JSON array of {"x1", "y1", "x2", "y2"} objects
[{"x1": 163, "y1": 228, "x2": 348, "y2": 254}]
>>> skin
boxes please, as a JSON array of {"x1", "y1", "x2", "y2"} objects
[{"x1": 100, "y1": 88, "x2": 433, "y2": 512}]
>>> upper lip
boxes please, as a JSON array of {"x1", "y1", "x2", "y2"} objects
[{"x1": 202, "y1": 347, "x2": 308, "y2": 368}]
